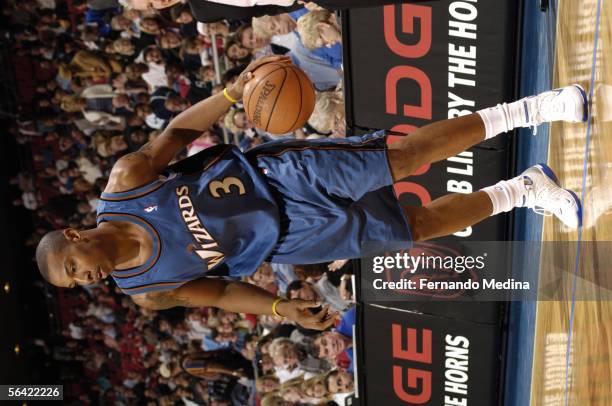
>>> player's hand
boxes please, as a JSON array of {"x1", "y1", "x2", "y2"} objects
[
  {"x1": 277, "y1": 299, "x2": 338, "y2": 331},
  {"x1": 227, "y1": 55, "x2": 292, "y2": 100}
]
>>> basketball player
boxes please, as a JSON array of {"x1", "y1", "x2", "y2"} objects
[{"x1": 36, "y1": 55, "x2": 587, "y2": 330}]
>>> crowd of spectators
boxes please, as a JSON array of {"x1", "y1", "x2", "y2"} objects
[
  {"x1": 3, "y1": 0, "x2": 354, "y2": 404},
  {"x1": 38, "y1": 259, "x2": 355, "y2": 405}
]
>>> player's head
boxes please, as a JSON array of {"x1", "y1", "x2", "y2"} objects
[
  {"x1": 325, "y1": 369, "x2": 354, "y2": 394},
  {"x1": 297, "y1": 10, "x2": 341, "y2": 49},
  {"x1": 313, "y1": 331, "x2": 347, "y2": 360},
  {"x1": 36, "y1": 228, "x2": 112, "y2": 288},
  {"x1": 119, "y1": 0, "x2": 181, "y2": 10}
]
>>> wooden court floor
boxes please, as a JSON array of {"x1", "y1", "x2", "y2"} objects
[{"x1": 530, "y1": 0, "x2": 612, "y2": 405}]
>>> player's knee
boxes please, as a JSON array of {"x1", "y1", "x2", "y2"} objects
[
  {"x1": 388, "y1": 140, "x2": 429, "y2": 180},
  {"x1": 404, "y1": 207, "x2": 434, "y2": 242}
]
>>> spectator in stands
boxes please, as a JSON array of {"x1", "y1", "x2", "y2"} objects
[
  {"x1": 325, "y1": 368, "x2": 354, "y2": 394},
  {"x1": 91, "y1": 132, "x2": 130, "y2": 157},
  {"x1": 296, "y1": 8, "x2": 341, "y2": 49},
  {"x1": 146, "y1": 86, "x2": 190, "y2": 129},
  {"x1": 270, "y1": 263, "x2": 299, "y2": 295},
  {"x1": 269, "y1": 337, "x2": 329, "y2": 381},
  {"x1": 110, "y1": 38, "x2": 138, "y2": 59},
  {"x1": 60, "y1": 95, "x2": 125, "y2": 130},
  {"x1": 61, "y1": 50, "x2": 116, "y2": 82},
  {"x1": 308, "y1": 87, "x2": 345, "y2": 136},
  {"x1": 260, "y1": 393, "x2": 291, "y2": 406},
  {"x1": 286, "y1": 277, "x2": 350, "y2": 313},
  {"x1": 300, "y1": 374, "x2": 330, "y2": 400},
  {"x1": 225, "y1": 37, "x2": 253, "y2": 65},
  {"x1": 110, "y1": 13, "x2": 137, "y2": 34},
  {"x1": 141, "y1": 46, "x2": 169, "y2": 89},
  {"x1": 313, "y1": 306, "x2": 355, "y2": 373},
  {"x1": 246, "y1": 262, "x2": 278, "y2": 293},
  {"x1": 256, "y1": 374, "x2": 281, "y2": 394}
]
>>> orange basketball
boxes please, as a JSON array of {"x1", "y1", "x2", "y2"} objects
[{"x1": 243, "y1": 61, "x2": 316, "y2": 135}]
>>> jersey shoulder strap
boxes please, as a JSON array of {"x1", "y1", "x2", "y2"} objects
[
  {"x1": 164, "y1": 144, "x2": 234, "y2": 176},
  {"x1": 100, "y1": 178, "x2": 165, "y2": 202}
]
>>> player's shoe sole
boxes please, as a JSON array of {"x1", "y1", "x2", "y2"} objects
[{"x1": 574, "y1": 84, "x2": 589, "y2": 122}]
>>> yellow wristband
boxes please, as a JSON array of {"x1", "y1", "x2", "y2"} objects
[
  {"x1": 223, "y1": 87, "x2": 238, "y2": 104},
  {"x1": 272, "y1": 298, "x2": 286, "y2": 318}
]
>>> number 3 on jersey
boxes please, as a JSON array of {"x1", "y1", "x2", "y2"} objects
[{"x1": 209, "y1": 177, "x2": 246, "y2": 199}]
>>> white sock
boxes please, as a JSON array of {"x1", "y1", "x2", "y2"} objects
[
  {"x1": 477, "y1": 100, "x2": 528, "y2": 140},
  {"x1": 481, "y1": 176, "x2": 527, "y2": 216}
]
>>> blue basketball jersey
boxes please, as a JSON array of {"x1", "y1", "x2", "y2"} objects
[{"x1": 96, "y1": 145, "x2": 280, "y2": 295}]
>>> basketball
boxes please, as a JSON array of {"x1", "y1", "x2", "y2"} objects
[{"x1": 243, "y1": 61, "x2": 316, "y2": 135}]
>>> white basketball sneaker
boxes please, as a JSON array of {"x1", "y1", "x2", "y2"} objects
[
  {"x1": 518, "y1": 164, "x2": 582, "y2": 229},
  {"x1": 521, "y1": 85, "x2": 588, "y2": 134}
]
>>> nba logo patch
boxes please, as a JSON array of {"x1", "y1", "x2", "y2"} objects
[{"x1": 144, "y1": 205, "x2": 158, "y2": 213}]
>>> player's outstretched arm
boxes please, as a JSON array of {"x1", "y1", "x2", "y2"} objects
[
  {"x1": 136, "y1": 55, "x2": 291, "y2": 174},
  {"x1": 132, "y1": 277, "x2": 337, "y2": 331},
  {"x1": 106, "y1": 55, "x2": 291, "y2": 191}
]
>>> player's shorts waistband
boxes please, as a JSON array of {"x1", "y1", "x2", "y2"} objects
[{"x1": 245, "y1": 130, "x2": 389, "y2": 161}]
